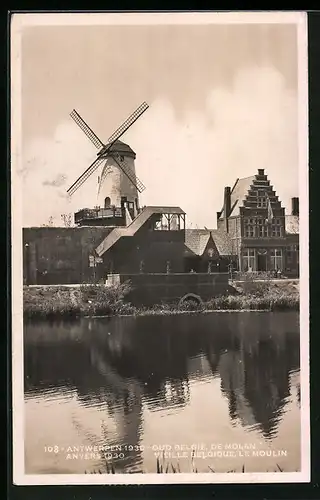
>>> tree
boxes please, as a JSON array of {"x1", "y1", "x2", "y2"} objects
[
  {"x1": 286, "y1": 215, "x2": 299, "y2": 235},
  {"x1": 41, "y1": 216, "x2": 54, "y2": 227},
  {"x1": 61, "y1": 213, "x2": 73, "y2": 227}
]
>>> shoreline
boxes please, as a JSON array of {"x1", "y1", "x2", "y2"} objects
[
  {"x1": 83, "y1": 309, "x2": 273, "y2": 319},
  {"x1": 23, "y1": 308, "x2": 299, "y2": 321}
]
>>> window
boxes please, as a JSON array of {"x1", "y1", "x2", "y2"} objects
[
  {"x1": 256, "y1": 190, "x2": 267, "y2": 208},
  {"x1": 127, "y1": 201, "x2": 134, "y2": 211},
  {"x1": 286, "y1": 244, "x2": 299, "y2": 264},
  {"x1": 245, "y1": 226, "x2": 255, "y2": 237},
  {"x1": 271, "y1": 225, "x2": 281, "y2": 237},
  {"x1": 154, "y1": 213, "x2": 183, "y2": 231},
  {"x1": 104, "y1": 197, "x2": 111, "y2": 208},
  {"x1": 154, "y1": 214, "x2": 169, "y2": 230},
  {"x1": 286, "y1": 247, "x2": 293, "y2": 263},
  {"x1": 257, "y1": 197, "x2": 267, "y2": 208},
  {"x1": 243, "y1": 249, "x2": 255, "y2": 271},
  {"x1": 257, "y1": 218, "x2": 268, "y2": 237},
  {"x1": 258, "y1": 225, "x2": 268, "y2": 237},
  {"x1": 170, "y1": 214, "x2": 181, "y2": 230},
  {"x1": 270, "y1": 249, "x2": 282, "y2": 270},
  {"x1": 244, "y1": 218, "x2": 255, "y2": 237}
]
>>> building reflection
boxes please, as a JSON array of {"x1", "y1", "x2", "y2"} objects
[
  {"x1": 24, "y1": 311, "x2": 300, "y2": 471},
  {"x1": 211, "y1": 313, "x2": 300, "y2": 439}
]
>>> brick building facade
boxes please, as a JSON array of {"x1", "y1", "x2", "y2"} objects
[{"x1": 216, "y1": 168, "x2": 299, "y2": 276}]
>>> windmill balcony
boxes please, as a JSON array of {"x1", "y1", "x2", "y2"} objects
[{"x1": 74, "y1": 206, "x2": 124, "y2": 225}]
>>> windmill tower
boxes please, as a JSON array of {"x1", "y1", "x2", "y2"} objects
[
  {"x1": 96, "y1": 140, "x2": 139, "y2": 218},
  {"x1": 68, "y1": 102, "x2": 148, "y2": 227}
]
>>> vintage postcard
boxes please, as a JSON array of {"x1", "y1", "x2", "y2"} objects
[{"x1": 11, "y1": 11, "x2": 309, "y2": 485}]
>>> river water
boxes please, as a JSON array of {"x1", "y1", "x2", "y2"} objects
[{"x1": 24, "y1": 311, "x2": 301, "y2": 475}]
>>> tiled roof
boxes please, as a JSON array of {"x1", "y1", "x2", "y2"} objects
[
  {"x1": 219, "y1": 176, "x2": 255, "y2": 218},
  {"x1": 185, "y1": 229, "x2": 235, "y2": 257},
  {"x1": 285, "y1": 215, "x2": 299, "y2": 234},
  {"x1": 185, "y1": 229, "x2": 211, "y2": 256},
  {"x1": 211, "y1": 230, "x2": 235, "y2": 256},
  {"x1": 146, "y1": 206, "x2": 186, "y2": 214}
]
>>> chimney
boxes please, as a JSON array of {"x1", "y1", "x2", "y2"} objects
[
  {"x1": 224, "y1": 186, "x2": 231, "y2": 232},
  {"x1": 258, "y1": 169, "x2": 265, "y2": 176},
  {"x1": 291, "y1": 197, "x2": 299, "y2": 216},
  {"x1": 216, "y1": 211, "x2": 222, "y2": 226}
]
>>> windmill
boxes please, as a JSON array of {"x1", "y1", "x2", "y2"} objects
[{"x1": 67, "y1": 102, "x2": 149, "y2": 220}]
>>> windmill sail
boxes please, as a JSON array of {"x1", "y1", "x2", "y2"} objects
[
  {"x1": 67, "y1": 156, "x2": 105, "y2": 196},
  {"x1": 70, "y1": 109, "x2": 104, "y2": 149},
  {"x1": 67, "y1": 101, "x2": 149, "y2": 195},
  {"x1": 112, "y1": 153, "x2": 146, "y2": 193},
  {"x1": 98, "y1": 102, "x2": 149, "y2": 157}
]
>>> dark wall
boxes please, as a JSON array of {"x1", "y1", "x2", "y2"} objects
[
  {"x1": 104, "y1": 219, "x2": 186, "y2": 275},
  {"x1": 23, "y1": 223, "x2": 188, "y2": 284},
  {"x1": 117, "y1": 273, "x2": 229, "y2": 306},
  {"x1": 23, "y1": 227, "x2": 113, "y2": 285}
]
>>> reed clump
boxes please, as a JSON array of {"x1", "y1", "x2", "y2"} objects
[{"x1": 206, "y1": 290, "x2": 299, "y2": 312}]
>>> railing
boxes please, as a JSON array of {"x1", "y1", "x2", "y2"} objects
[
  {"x1": 75, "y1": 207, "x2": 123, "y2": 223},
  {"x1": 231, "y1": 270, "x2": 284, "y2": 281}
]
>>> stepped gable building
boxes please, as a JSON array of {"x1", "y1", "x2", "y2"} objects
[{"x1": 216, "y1": 168, "x2": 299, "y2": 276}]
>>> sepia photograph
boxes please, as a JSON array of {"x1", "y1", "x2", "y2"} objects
[{"x1": 11, "y1": 11, "x2": 309, "y2": 485}]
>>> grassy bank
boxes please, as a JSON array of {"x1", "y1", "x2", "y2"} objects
[
  {"x1": 23, "y1": 282, "x2": 133, "y2": 319},
  {"x1": 23, "y1": 279, "x2": 299, "y2": 320}
]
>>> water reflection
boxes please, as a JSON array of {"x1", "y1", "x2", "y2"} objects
[{"x1": 24, "y1": 311, "x2": 300, "y2": 473}]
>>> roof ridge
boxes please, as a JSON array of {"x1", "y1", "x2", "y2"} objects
[
  {"x1": 230, "y1": 177, "x2": 240, "y2": 194},
  {"x1": 240, "y1": 175, "x2": 256, "y2": 181}
]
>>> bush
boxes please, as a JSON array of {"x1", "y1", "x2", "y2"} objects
[
  {"x1": 24, "y1": 282, "x2": 133, "y2": 319},
  {"x1": 79, "y1": 281, "x2": 132, "y2": 315},
  {"x1": 23, "y1": 287, "x2": 82, "y2": 319}
]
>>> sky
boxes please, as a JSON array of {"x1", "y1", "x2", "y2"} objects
[{"x1": 19, "y1": 19, "x2": 301, "y2": 228}]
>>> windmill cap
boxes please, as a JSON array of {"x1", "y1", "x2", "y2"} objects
[{"x1": 99, "y1": 139, "x2": 136, "y2": 158}]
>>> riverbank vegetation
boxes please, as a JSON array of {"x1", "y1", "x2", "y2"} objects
[{"x1": 23, "y1": 278, "x2": 299, "y2": 320}]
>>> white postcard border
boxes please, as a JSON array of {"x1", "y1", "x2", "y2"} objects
[{"x1": 11, "y1": 10, "x2": 310, "y2": 485}]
